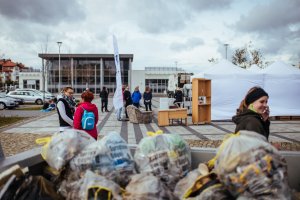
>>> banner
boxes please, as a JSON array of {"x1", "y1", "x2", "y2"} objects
[{"x1": 112, "y1": 35, "x2": 123, "y2": 110}]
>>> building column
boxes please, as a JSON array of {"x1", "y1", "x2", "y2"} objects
[
  {"x1": 71, "y1": 58, "x2": 74, "y2": 88},
  {"x1": 94, "y1": 63, "x2": 97, "y2": 94},
  {"x1": 129, "y1": 58, "x2": 132, "y2": 91},
  {"x1": 100, "y1": 58, "x2": 103, "y2": 91}
]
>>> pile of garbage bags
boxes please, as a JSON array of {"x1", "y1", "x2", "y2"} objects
[{"x1": 0, "y1": 129, "x2": 295, "y2": 200}]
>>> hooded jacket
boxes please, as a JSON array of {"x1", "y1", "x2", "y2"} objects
[
  {"x1": 232, "y1": 109, "x2": 270, "y2": 140},
  {"x1": 132, "y1": 91, "x2": 142, "y2": 104},
  {"x1": 74, "y1": 102, "x2": 99, "y2": 139}
]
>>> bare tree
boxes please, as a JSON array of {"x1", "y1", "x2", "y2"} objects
[
  {"x1": 232, "y1": 46, "x2": 264, "y2": 68},
  {"x1": 232, "y1": 48, "x2": 248, "y2": 68},
  {"x1": 250, "y1": 49, "x2": 263, "y2": 67},
  {"x1": 208, "y1": 57, "x2": 219, "y2": 64}
]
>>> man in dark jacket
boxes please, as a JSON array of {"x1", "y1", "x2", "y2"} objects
[
  {"x1": 143, "y1": 86, "x2": 152, "y2": 111},
  {"x1": 174, "y1": 87, "x2": 183, "y2": 107},
  {"x1": 123, "y1": 86, "x2": 132, "y2": 118},
  {"x1": 99, "y1": 86, "x2": 109, "y2": 112}
]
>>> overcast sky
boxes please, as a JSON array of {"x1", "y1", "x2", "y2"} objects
[{"x1": 0, "y1": 0, "x2": 299, "y2": 73}]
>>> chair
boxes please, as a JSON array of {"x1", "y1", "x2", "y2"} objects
[{"x1": 126, "y1": 105, "x2": 153, "y2": 124}]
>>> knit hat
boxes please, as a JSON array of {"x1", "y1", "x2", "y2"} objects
[{"x1": 245, "y1": 87, "x2": 268, "y2": 106}]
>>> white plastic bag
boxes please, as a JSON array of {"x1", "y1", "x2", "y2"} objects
[
  {"x1": 124, "y1": 173, "x2": 178, "y2": 200},
  {"x1": 215, "y1": 130, "x2": 291, "y2": 199},
  {"x1": 134, "y1": 133, "x2": 191, "y2": 190},
  {"x1": 37, "y1": 129, "x2": 94, "y2": 171},
  {"x1": 70, "y1": 131, "x2": 135, "y2": 187}
]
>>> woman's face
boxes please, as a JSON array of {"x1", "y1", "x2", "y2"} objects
[
  {"x1": 251, "y1": 96, "x2": 269, "y2": 115},
  {"x1": 64, "y1": 89, "x2": 74, "y2": 97}
]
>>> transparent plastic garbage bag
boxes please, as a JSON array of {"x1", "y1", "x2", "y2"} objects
[
  {"x1": 70, "y1": 131, "x2": 135, "y2": 187},
  {"x1": 134, "y1": 133, "x2": 191, "y2": 190},
  {"x1": 214, "y1": 131, "x2": 291, "y2": 199},
  {"x1": 36, "y1": 129, "x2": 94, "y2": 171}
]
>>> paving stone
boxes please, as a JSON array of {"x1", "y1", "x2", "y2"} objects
[{"x1": 1, "y1": 97, "x2": 300, "y2": 157}]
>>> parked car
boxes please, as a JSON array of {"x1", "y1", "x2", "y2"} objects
[
  {"x1": 39, "y1": 90, "x2": 55, "y2": 99},
  {"x1": 0, "y1": 96, "x2": 16, "y2": 110},
  {"x1": 16, "y1": 89, "x2": 54, "y2": 99},
  {"x1": 7, "y1": 91, "x2": 44, "y2": 105},
  {"x1": 0, "y1": 94, "x2": 24, "y2": 107}
]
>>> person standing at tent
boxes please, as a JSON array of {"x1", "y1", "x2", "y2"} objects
[
  {"x1": 123, "y1": 85, "x2": 132, "y2": 118},
  {"x1": 232, "y1": 87, "x2": 270, "y2": 140},
  {"x1": 174, "y1": 87, "x2": 183, "y2": 107},
  {"x1": 143, "y1": 86, "x2": 152, "y2": 111},
  {"x1": 56, "y1": 87, "x2": 76, "y2": 132},
  {"x1": 74, "y1": 90, "x2": 99, "y2": 140},
  {"x1": 132, "y1": 86, "x2": 142, "y2": 108},
  {"x1": 99, "y1": 86, "x2": 109, "y2": 112}
]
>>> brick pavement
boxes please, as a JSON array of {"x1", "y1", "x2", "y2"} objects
[{"x1": 1, "y1": 97, "x2": 300, "y2": 154}]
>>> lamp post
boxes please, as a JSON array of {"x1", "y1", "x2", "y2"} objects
[
  {"x1": 57, "y1": 41, "x2": 62, "y2": 92},
  {"x1": 224, "y1": 44, "x2": 229, "y2": 60}
]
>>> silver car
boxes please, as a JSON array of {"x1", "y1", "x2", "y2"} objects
[
  {"x1": 0, "y1": 96, "x2": 16, "y2": 110},
  {"x1": 7, "y1": 91, "x2": 44, "y2": 105},
  {"x1": 16, "y1": 89, "x2": 53, "y2": 100}
]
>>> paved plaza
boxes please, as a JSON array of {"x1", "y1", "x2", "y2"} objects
[{"x1": 1, "y1": 97, "x2": 299, "y2": 147}]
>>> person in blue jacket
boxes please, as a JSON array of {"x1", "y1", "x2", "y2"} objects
[{"x1": 131, "y1": 86, "x2": 142, "y2": 108}]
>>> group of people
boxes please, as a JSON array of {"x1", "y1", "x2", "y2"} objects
[
  {"x1": 117, "y1": 85, "x2": 153, "y2": 120},
  {"x1": 56, "y1": 87, "x2": 99, "y2": 140},
  {"x1": 55, "y1": 85, "x2": 271, "y2": 145}
]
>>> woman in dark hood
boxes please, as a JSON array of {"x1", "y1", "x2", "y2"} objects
[{"x1": 232, "y1": 87, "x2": 270, "y2": 140}]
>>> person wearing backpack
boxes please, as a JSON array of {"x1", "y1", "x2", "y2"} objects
[{"x1": 74, "y1": 91, "x2": 99, "y2": 140}]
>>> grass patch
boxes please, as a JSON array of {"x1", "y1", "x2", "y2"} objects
[
  {"x1": 0, "y1": 116, "x2": 27, "y2": 128},
  {"x1": 16, "y1": 106, "x2": 42, "y2": 111}
]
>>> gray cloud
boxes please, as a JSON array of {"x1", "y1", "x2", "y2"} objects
[
  {"x1": 0, "y1": 0, "x2": 85, "y2": 25},
  {"x1": 128, "y1": 0, "x2": 233, "y2": 34},
  {"x1": 185, "y1": 0, "x2": 233, "y2": 11},
  {"x1": 232, "y1": 0, "x2": 300, "y2": 64},
  {"x1": 170, "y1": 37, "x2": 204, "y2": 51},
  {"x1": 235, "y1": 0, "x2": 300, "y2": 32}
]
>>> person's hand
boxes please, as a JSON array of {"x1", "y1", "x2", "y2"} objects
[{"x1": 261, "y1": 106, "x2": 270, "y2": 121}]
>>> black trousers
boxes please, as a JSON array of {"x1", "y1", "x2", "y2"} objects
[
  {"x1": 144, "y1": 101, "x2": 152, "y2": 111},
  {"x1": 101, "y1": 99, "x2": 108, "y2": 112},
  {"x1": 125, "y1": 103, "x2": 132, "y2": 118}
]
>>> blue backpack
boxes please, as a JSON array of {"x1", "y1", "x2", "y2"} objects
[{"x1": 81, "y1": 107, "x2": 95, "y2": 130}]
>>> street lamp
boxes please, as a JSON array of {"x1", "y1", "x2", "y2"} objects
[
  {"x1": 224, "y1": 44, "x2": 229, "y2": 60},
  {"x1": 57, "y1": 41, "x2": 62, "y2": 92}
]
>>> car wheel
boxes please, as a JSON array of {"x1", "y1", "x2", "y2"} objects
[
  {"x1": 36, "y1": 99, "x2": 43, "y2": 105},
  {"x1": 0, "y1": 102, "x2": 6, "y2": 110}
]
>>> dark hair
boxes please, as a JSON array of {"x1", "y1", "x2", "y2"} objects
[
  {"x1": 145, "y1": 86, "x2": 150, "y2": 92},
  {"x1": 237, "y1": 87, "x2": 268, "y2": 115},
  {"x1": 103, "y1": 86, "x2": 106, "y2": 90},
  {"x1": 81, "y1": 91, "x2": 94, "y2": 102},
  {"x1": 62, "y1": 86, "x2": 73, "y2": 92}
]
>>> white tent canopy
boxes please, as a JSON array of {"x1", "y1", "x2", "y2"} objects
[
  {"x1": 190, "y1": 60, "x2": 299, "y2": 120},
  {"x1": 261, "y1": 61, "x2": 300, "y2": 116},
  {"x1": 201, "y1": 60, "x2": 264, "y2": 120},
  {"x1": 247, "y1": 64, "x2": 262, "y2": 73}
]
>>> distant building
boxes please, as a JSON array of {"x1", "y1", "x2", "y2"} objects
[
  {"x1": 131, "y1": 67, "x2": 188, "y2": 94},
  {"x1": 38, "y1": 53, "x2": 133, "y2": 94},
  {"x1": 18, "y1": 72, "x2": 44, "y2": 90},
  {"x1": 0, "y1": 59, "x2": 26, "y2": 85}
]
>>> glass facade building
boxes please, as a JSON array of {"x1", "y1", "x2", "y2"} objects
[{"x1": 38, "y1": 54, "x2": 133, "y2": 94}]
